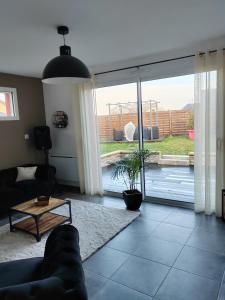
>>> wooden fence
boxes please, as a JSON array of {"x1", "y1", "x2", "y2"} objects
[{"x1": 97, "y1": 109, "x2": 192, "y2": 141}]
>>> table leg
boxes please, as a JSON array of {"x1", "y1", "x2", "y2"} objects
[
  {"x1": 68, "y1": 201, "x2": 72, "y2": 224},
  {"x1": 9, "y1": 211, "x2": 14, "y2": 232},
  {"x1": 34, "y1": 216, "x2": 41, "y2": 242}
]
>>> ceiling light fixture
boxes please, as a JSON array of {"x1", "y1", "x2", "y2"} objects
[{"x1": 42, "y1": 26, "x2": 91, "y2": 84}]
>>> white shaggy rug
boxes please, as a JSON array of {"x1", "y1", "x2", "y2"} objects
[{"x1": 0, "y1": 199, "x2": 140, "y2": 262}]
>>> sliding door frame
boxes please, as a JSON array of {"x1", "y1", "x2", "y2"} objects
[
  {"x1": 100, "y1": 74, "x2": 194, "y2": 209},
  {"x1": 137, "y1": 74, "x2": 145, "y2": 199}
]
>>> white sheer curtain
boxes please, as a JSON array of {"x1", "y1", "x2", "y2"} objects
[
  {"x1": 194, "y1": 50, "x2": 225, "y2": 215},
  {"x1": 74, "y1": 81, "x2": 103, "y2": 196}
]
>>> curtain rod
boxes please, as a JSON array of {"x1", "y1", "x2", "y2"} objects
[{"x1": 95, "y1": 48, "x2": 225, "y2": 76}]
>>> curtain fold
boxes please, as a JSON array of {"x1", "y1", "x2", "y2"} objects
[
  {"x1": 194, "y1": 51, "x2": 225, "y2": 216},
  {"x1": 74, "y1": 81, "x2": 103, "y2": 196}
]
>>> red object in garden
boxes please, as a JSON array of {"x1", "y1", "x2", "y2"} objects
[{"x1": 188, "y1": 129, "x2": 195, "y2": 140}]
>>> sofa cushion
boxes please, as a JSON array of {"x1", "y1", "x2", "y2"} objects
[
  {"x1": 0, "y1": 276, "x2": 65, "y2": 300},
  {"x1": 0, "y1": 258, "x2": 42, "y2": 288},
  {"x1": 14, "y1": 180, "x2": 52, "y2": 199}
]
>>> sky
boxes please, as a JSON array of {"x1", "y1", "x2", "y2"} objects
[
  {"x1": 0, "y1": 93, "x2": 5, "y2": 102},
  {"x1": 95, "y1": 74, "x2": 194, "y2": 115}
]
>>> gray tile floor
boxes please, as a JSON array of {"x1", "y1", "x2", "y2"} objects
[
  {"x1": 1, "y1": 191, "x2": 225, "y2": 300},
  {"x1": 77, "y1": 194, "x2": 225, "y2": 300}
]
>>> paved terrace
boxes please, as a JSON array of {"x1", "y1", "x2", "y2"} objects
[{"x1": 102, "y1": 165, "x2": 194, "y2": 203}]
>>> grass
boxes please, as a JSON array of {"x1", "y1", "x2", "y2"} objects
[{"x1": 100, "y1": 135, "x2": 194, "y2": 156}]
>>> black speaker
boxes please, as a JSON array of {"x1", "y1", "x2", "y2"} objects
[{"x1": 33, "y1": 126, "x2": 52, "y2": 150}]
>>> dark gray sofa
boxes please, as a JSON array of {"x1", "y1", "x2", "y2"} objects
[
  {"x1": 0, "y1": 225, "x2": 88, "y2": 300},
  {"x1": 0, "y1": 164, "x2": 56, "y2": 215}
]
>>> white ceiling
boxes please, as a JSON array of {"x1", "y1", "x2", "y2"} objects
[{"x1": 0, "y1": 0, "x2": 224, "y2": 78}]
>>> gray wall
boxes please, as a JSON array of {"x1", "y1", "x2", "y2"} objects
[{"x1": 0, "y1": 73, "x2": 46, "y2": 169}]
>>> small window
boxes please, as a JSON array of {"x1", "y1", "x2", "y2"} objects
[{"x1": 0, "y1": 87, "x2": 19, "y2": 120}]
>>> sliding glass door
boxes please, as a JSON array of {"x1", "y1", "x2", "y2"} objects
[
  {"x1": 95, "y1": 83, "x2": 140, "y2": 194},
  {"x1": 141, "y1": 75, "x2": 195, "y2": 204},
  {"x1": 95, "y1": 73, "x2": 195, "y2": 206}
]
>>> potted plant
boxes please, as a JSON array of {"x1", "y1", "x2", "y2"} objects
[
  {"x1": 188, "y1": 112, "x2": 195, "y2": 140},
  {"x1": 112, "y1": 149, "x2": 150, "y2": 210}
]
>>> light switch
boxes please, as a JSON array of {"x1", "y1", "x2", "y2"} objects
[{"x1": 24, "y1": 134, "x2": 29, "y2": 140}]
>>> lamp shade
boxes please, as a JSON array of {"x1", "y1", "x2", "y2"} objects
[
  {"x1": 42, "y1": 28, "x2": 91, "y2": 84},
  {"x1": 42, "y1": 55, "x2": 91, "y2": 84}
]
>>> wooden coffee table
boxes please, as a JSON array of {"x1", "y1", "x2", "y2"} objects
[{"x1": 9, "y1": 198, "x2": 72, "y2": 242}]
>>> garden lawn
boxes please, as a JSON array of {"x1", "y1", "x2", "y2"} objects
[{"x1": 100, "y1": 136, "x2": 194, "y2": 156}]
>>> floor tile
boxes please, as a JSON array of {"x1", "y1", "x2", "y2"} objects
[
  {"x1": 156, "y1": 268, "x2": 220, "y2": 300},
  {"x1": 151, "y1": 223, "x2": 193, "y2": 244},
  {"x1": 133, "y1": 236, "x2": 183, "y2": 266},
  {"x1": 125, "y1": 218, "x2": 160, "y2": 237},
  {"x1": 218, "y1": 281, "x2": 225, "y2": 300},
  {"x1": 187, "y1": 227, "x2": 225, "y2": 255},
  {"x1": 106, "y1": 229, "x2": 147, "y2": 253},
  {"x1": 84, "y1": 269, "x2": 107, "y2": 299},
  {"x1": 140, "y1": 205, "x2": 171, "y2": 222},
  {"x1": 145, "y1": 203, "x2": 178, "y2": 214},
  {"x1": 83, "y1": 247, "x2": 129, "y2": 278},
  {"x1": 164, "y1": 211, "x2": 202, "y2": 228},
  {"x1": 91, "y1": 280, "x2": 152, "y2": 300},
  {"x1": 174, "y1": 246, "x2": 225, "y2": 280},
  {"x1": 112, "y1": 255, "x2": 169, "y2": 296},
  {"x1": 197, "y1": 215, "x2": 225, "y2": 234}
]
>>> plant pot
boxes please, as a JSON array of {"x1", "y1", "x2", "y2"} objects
[{"x1": 122, "y1": 189, "x2": 142, "y2": 210}]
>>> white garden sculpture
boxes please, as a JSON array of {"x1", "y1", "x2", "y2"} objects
[{"x1": 124, "y1": 121, "x2": 136, "y2": 141}]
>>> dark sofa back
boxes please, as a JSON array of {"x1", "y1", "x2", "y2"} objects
[{"x1": 0, "y1": 164, "x2": 56, "y2": 186}]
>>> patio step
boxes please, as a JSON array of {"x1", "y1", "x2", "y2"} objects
[
  {"x1": 158, "y1": 159, "x2": 189, "y2": 166},
  {"x1": 162, "y1": 155, "x2": 189, "y2": 160},
  {"x1": 159, "y1": 155, "x2": 189, "y2": 166}
]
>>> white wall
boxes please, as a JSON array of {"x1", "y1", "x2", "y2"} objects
[{"x1": 43, "y1": 84, "x2": 80, "y2": 186}]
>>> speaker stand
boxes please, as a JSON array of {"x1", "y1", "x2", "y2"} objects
[{"x1": 44, "y1": 149, "x2": 49, "y2": 165}]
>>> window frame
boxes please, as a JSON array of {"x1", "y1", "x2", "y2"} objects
[{"x1": 0, "y1": 87, "x2": 19, "y2": 121}]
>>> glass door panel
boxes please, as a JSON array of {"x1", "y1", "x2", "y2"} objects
[
  {"x1": 141, "y1": 75, "x2": 195, "y2": 203},
  {"x1": 95, "y1": 83, "x2": 140, "y2": 194}
]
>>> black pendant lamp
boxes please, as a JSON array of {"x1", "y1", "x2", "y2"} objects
[{"x1": 42, "y1": 26, "x2": 91, "y2": 84}]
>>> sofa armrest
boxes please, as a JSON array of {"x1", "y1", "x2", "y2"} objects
[
  {"x1": 42, "y1": 225, "x2": 88, "y2": 300},
  {"x1": 0, "y1": 277, "x2": 64, "y2": 300}
]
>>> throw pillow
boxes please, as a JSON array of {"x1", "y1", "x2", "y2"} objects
[{"x1": 16, "y1": 166, "x2": 37, "y2": 182}]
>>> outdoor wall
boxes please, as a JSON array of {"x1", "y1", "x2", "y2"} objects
[
  {"x1": 97, "y1": 109, "x2": 192, "y2": 141},
  {"x1": 0, "y1": 73, "x2": 45, "y2": 169}
]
